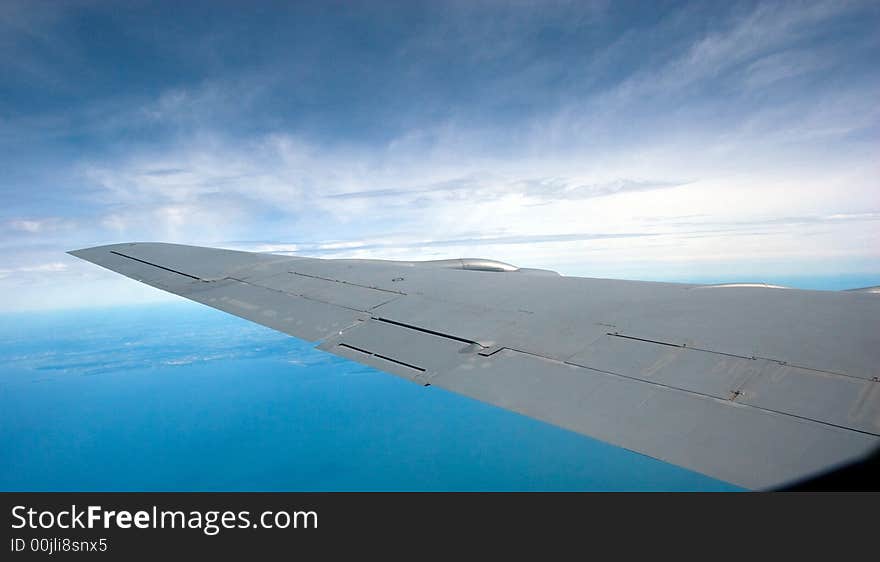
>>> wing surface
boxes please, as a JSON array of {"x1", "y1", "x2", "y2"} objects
[{"x1": 69, "y1": 242, "x2": 880, "y2": 489}]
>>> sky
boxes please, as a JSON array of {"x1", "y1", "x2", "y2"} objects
[{"x1": 1, "y1": 0, "x2": 878, "y2": 311}]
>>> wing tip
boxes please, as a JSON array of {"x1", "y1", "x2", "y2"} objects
[{"x1": 67, "y1": 242, "x2": 145, "y2": 262}]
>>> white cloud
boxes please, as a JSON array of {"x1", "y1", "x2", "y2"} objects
[
  {"x1": 0, "y1": 261, "x2": 67, "y2": 279},
  {"x1": 54, "y1": 118, "x2": 880, "y2": 276},
  {"x1": 8, "y1": 219, "x2": 44, "y2": 232},
  {"x1": 5, "y1": 217, "x2": 76, "y2": 234}
]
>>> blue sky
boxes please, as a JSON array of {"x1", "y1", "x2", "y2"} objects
[{"x1": 1, "y1": 0, "x2": 878, "y2": 310}]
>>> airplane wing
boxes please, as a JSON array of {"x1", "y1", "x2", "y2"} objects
[{"x1": 69, "y1": 242, "x2": 880, "y2": 490}]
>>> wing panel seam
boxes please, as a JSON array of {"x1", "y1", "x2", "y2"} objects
[
  {"x1": 228, "y1": 277, "x2": 400, "y2": 314},
  {"x1": 109, "y1": 250, "x2": 201, "y2": 280},
  {"x1": 608, "y1": 332, "x2": 871, "y2": 382},
  {"x1": 290, "y1": 271, "x2": 406, "y2": 295},
  {"x1": 336, "y1": 343, "x2": 426, "y2": 373},
  {"x1": 372, "y1": 317, "x2": 481, "y2": 346}
]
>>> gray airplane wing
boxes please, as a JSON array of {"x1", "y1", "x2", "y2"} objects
[{"x1": 69, "y1": 242, "x2": 880, "y2": 490}]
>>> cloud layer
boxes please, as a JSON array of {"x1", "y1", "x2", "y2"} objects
[{"x1": 1, "y1": 0, "x2": 878, "y2": 310}]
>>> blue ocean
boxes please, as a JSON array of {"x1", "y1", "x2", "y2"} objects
[{"x1": 15, "y1": 274, "x2": 876, "y2": 491}]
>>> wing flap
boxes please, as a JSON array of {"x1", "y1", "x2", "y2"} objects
[
  {"x1": 611, "y1": 286, "x2": 880, "y2": 380},
  {"x1": 431, "y1": 348, "x2": 877, "y2": 489},
  {"x1": 568, "y1": 334, "x2": 757, "y2": 398},
  {"x1": 569, "y1": 334, "x2": 880, "y2": 436},
  {"x1": 318, "y1": 318, "x2": 474, "y2": 384},
  {"x1": 738, "y1": 364, "x2": 880, "y2": 435}
]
